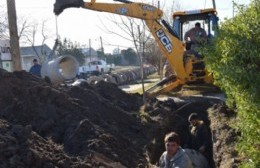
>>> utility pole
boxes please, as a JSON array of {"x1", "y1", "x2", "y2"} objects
[
  {"x1": 100, "y1": 36, "x2": 104, "y2": 53},
  {"x1": 158, "y1": 0, "x2": 163, "y2": 80},
  {"x1": 232, "y1": 0, "x2": 235, "y2": 17},
  {"x1": 138, "y1": 25, "x2": 146, "y2": 104},
  {"x1": 7, "y1": 0, "x2": 21, "y2": 71},
  {"x1": 212, "y1": 0, "x2": 216, "y2": 9},
  {"x1": 89, "y1": 39, "x2": 91, "y2": 61}
]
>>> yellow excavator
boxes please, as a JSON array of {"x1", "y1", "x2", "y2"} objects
[{"x1": 54, "y1": 0, "x2": 218, "y2": 97}]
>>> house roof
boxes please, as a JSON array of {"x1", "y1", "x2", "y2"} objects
[{"x1": 20, "y1": 44, "x2": 52, "y2": 57}]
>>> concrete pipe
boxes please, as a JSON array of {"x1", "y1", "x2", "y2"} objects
[
  {"x1": 129, "y1": 71, "x2": 137, "y2": 81},
  {"x1": 121, "y1": 74, "x2": 128, "y2": 84},
  {"x1": 87, "y1": 76, "x2": 104, "y2": 85},
  {"x1": 41, "y1": 55, "x2": 79, "y2": 84},
  {"x1": 112, "y1": 74, "x2": 124, "y2": 85},
  {"x1": 102, "y1": 74, "x2": 117, "y2": 84}
]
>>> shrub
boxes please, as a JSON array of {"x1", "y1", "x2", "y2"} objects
[{"x1": 202, "y1": 1, "x2": 260, "y2": 167}]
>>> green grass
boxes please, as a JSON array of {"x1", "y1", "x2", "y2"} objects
[{"x1": 125, "y1": 72, "x2": 161, "y2": 94}]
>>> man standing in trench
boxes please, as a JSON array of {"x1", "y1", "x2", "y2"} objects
[
  {"x1": 158, "y1": 132, "x2": 193, "y2": 168},
  {"x1": 188, "y1": 113, "x2": 214, "y2": 167}
]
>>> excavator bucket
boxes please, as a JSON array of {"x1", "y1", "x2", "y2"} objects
[{"x1": 54, "y1": 0, "x2": 84, "y2": 15}]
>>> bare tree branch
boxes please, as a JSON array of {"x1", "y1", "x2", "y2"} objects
[
  {"x1": 97, "y1": 15, "x2": 133, "y2": 42},
  {"x1": 18, "y1": 18, "x2": 31, "y2": 40},
  {"x1": 21, "y1": 20, "x2": 50, "y2": 62},
  {"x1": 41, "y1": 20, "x2": 48, "y2": 56},
  {"x1": 0, "y1": 8, "x2": 9, "y2": 39}
]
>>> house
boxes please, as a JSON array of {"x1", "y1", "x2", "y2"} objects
[
  {"x1": 81, "y1": 48, "x2": 98, "y2": 63},
  {"x1": 0, "y1": 40, "x2": 12, "y2": 72},
  {"x1": 20, "y1": 44, "x2": 52, "y2": 71}
]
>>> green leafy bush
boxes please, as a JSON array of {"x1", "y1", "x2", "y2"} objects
[{"x1": 202, "y1": 1, "x2": 260, "y2": 167}]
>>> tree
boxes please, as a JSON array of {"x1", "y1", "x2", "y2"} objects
[
  {"x1": 100, "y1": 15, "x2": 151, "y2": 101},
  {"x1": 97, "y1": 48, "x2": 105, "y2": 60},
  {"x1": 58, "y1": 38, "x2": 85, "y2": 66},
  {"x1": 144, "y1": 39, "x2": 166, "y2": 77},
  {"x1": 21, "y1": 20, "x2": 50, "y2": 62},
  {"x1": 0, "y1": 3, "x2": 55, "y2": 65},
  {"x1": 1, "y1": 12, "x2": 52, "y2": 62},
  {"x1": 0, "y1": 7, "x2": 8, "y2": 39},
  {"x1": 99, "y1": 0, "x2": 181, "y2": 75},
  {"x1": 202, "y1": 1, "x2": 260, "y2": 167},
  {"x1": 123, "y1": 48, "x2": 139, "y2": 65}
]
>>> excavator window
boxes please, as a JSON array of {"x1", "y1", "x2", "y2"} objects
[
  {"x1": 161, "y1": 20, "x2": 180, "y2": 39},
  {"x1": 173, "y1": 12, "x2": 219, "y2": 42}
]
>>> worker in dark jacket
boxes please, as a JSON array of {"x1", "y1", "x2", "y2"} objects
[
  {"x1": 29, "y1": 59, "x2": 41, "y2": 77},
  {"x1": 188, "y1": 113, "x2": 214, "y2": 167},
  {"x1": 184, "y1": 22, "x2": 207, "y2": 44}
]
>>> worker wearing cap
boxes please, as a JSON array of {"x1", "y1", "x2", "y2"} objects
[
  {"x1": 29, "y1": 59, "x2": 42, "y2": 77},
  {"x1": 188, "y1": 113, "x2": 213, "y2": 166}
]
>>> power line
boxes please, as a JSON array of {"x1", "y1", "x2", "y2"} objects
[
  {"x1": 17, "y1": 6, "x2": 51, "y2": 9},
  {"x1": 102, "y1": 39, "x2": 133, "y2": 49},
  {"x1": 103, "y1": 42, "x2": 132, "y2": 49}
]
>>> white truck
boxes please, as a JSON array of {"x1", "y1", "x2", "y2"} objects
[{"x1": 78, "y1": 60, "x2": 111, "y2": 76}]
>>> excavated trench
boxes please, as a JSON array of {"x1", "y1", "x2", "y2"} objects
[{"x1": 143, "y1": 97, "x2": 220, "y2": 167}]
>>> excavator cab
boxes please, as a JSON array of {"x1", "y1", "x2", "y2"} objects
[
  {"x1": 173, "y1": 8, "x2": 219, "y2": 43},
  {"x1": 169, "y1": 9, "x2": 219, "y2": 84}
]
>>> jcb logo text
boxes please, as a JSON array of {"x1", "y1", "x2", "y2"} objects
[{"x1": 156, "y1": 29, "x2": 172, "y2": 53}]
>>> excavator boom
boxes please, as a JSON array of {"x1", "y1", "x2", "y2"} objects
[{"x1": 54, "y1": 0, "x2": 211, "y2": 97}]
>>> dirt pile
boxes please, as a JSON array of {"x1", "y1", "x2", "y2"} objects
[
  {"x1": 0, "y1": 69, "x2": 148, "y2": 167},
  {"x1": 93, "y1": 81, "x2": 142, "y2": 112},
  {"x1": 0, "y1": 119, "x2": 103, "y2": 168}
]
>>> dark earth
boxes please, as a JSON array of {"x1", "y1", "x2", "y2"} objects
[{"x1": 0, "y1": 69, "x2": 239, "y2": 168}]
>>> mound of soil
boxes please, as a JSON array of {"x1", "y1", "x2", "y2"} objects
[
  {"x1": 93, "y1": 81, "x2": 142, "y2": 112},
  {"x1": 0, "y1": 119, "x2": 103, "y2": 168},
  {"x1": 0, "y1": 70, "x2": 148, "y2": 167}
]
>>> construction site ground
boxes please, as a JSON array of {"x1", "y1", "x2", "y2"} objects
[{"x1": 0, "y1": 69, "x2": 240, "y2": 168}]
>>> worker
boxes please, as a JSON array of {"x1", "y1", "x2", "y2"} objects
[
  {"x1": 29, "y1": 59, "x2": 42, "y2": 77},
  {"x1": 184, "y1": 22, "x2": 207, "y2": 48},
  {"x1": 158, "y1": 132, "x2": 193, "y2": 168},
  {"x1": 188, "y1": 113, "x2": 213, "y2": 167}
]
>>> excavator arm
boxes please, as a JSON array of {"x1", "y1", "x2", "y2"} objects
[{"x1": 54, "y1": 0, "x2": 190, "y2": 97}]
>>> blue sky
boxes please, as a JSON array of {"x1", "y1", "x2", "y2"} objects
[{"x1": 0, "y1": 0, "x2": 252, "y2": 53}]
